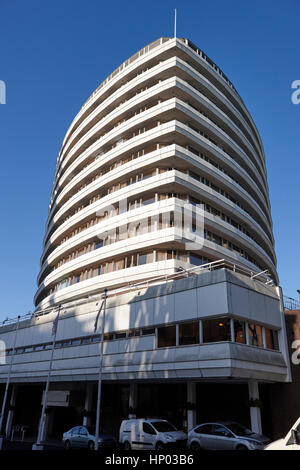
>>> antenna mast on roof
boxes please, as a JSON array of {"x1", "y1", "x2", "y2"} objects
[{"x1": 174, "y1": 8, "x2": 177, "y2": 39}]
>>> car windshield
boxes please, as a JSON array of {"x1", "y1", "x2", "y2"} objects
[
  {"x1": 151, "y1": 421, "x2": 177, "y2": 432},
  {"x1": 226, "y1": 423, "x2": 254, "y2": 436}
]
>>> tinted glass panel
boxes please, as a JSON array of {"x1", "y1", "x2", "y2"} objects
[
  {"x1": 141, "y1": 328, "x2": 155, "y2": 335},
  {"x1": 157, "y1": 325, "x2": 176, "y2": 348},
  {"x1": 151, "y1": 421, "x2": 177, "y2": 432},
  {"x1": 272, "y1": 330, "x2": 279, "y2": 351},
  {"x1": 296, "y1": 422, "x2": 300, "y2": 442},
  {"x1": 226, "y1": 423, "x2": 253, "y2": 436},
  {"x1": 202, "y1": 318, "x2": 231, "y2": 342},
  {"x1": 143, "y1": 423, "x2": 156, "y2": 434},
  {"x1": 138, "y1": 252, "x2": 153, "y2": 265},
  {"x1": 81, "y1": 337, "x2": 92, "y2": 344},
  {"x1": 115, "y1": 332, "x2": 126, "y2": 339},
  {"x1": 248, "y1": 324, "x2": 263, "y2": 347},
  {"x1": 195, "y1": 424, "x2": 213, "y2": 435},
  {"x1": 142, "y1": 197, "x2": 155, "y2": 206},
  {"x1": 190, "y1": 254, "x2": 204, "y2": 266},
  {"x1": 104, "y1": 333, "x2": 114, "y2": 341},
  {"x1": 179, "y1": 322, "x2": 199, "y2": 345},
  {"x1": 71, "y1": 339, "x2": 81, "y2": 346},
  {"x1": 79, "y1": 427, "x2": 88, "y2": 435},
  {"x1": 234, "y1": 320, "x2": 246, "y2": 344},
  {"x1": 265, "y1": 328, "x2": 279, "y2": 350},
  {"x1": 212, "y1": 425, "x2": 232, "y2": 437}
]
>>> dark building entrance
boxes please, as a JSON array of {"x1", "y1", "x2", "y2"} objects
[{"x1": 2, "y1": 380, "x2": 273, "y2": 442}]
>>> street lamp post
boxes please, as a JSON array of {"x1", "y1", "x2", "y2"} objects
[
  {"x1": 32, "y1": 305, "x2": 61, "y2": 450},
  {"x1": 94, "y1": 289, "x2": 108, "y2": 451}
]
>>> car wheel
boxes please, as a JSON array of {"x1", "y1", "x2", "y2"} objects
[
  {"x1": 88, "y1": 441, "x2": 94, "y2": 450},
  {"x1": 190, "y1": 441, "x2": 201, "y2": 452},
  {"x1": 123, "y1": 441, "x2": 131, "y2": 451},
  {"x1": 155, "y1": 441, "x2": 164, "y2": 451},
  {"x1": 64, "y1": 440, "x2": 71, "y2": 450},
  {"x1": 236, "y1": 445, "x2": 248, "y2": 451}
]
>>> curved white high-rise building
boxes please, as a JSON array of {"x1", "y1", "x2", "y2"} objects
[
  {"x1": 35, "y1": 37, "x2": 277, "y2": 309},
  {"x1": 0, "y1": 38, "x2": 291, "y2": 443}
]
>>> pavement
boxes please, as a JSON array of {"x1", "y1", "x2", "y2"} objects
[{"x1": 2, "y1": 439, "x2": 64, "y2": 451}]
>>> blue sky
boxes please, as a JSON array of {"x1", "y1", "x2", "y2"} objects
[{"x1": 0, "y1": 0, "x2": 299, "y2": 320}]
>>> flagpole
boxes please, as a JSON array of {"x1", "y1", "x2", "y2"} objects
[
  {"x1": 32, "y1": 305, "x2": 61, "y2": 450},
  {"x1": 174, "y1": 8, "x2": 177, "y2": 39},
  {"x1": 94, "y1": 288, "x2": 108, "y2": 451},
  {"x1": 0, "y1": 316, "x2": 20, "y2": 450}
]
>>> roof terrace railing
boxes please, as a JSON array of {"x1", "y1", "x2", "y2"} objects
[
  {"x1": 80, "y1": 36, "x2": 239, "y2": 116},
  {"x1": 283, "y1": 296, "x2": 300, "y2": 311},
  {"x1": 80, "y1": 37, "x2": 171, "y2": 113},
  {"x1": 179, "y1": 38, "x2": 238, "y2": 95},
  {"x1": 0, "y1": 259, "x2": 275, "y2": 327}
]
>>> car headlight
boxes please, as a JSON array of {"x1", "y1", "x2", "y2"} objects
[
  {"x1": 246, "y1": 440, "x2": 262, "y2": 449},
  {"x1": 165, "y1": 435, "x2": 176, "y2": 441}
]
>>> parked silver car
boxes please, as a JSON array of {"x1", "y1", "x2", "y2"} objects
[
  {"x1": 62, "y1": 425, "x2": 117, "y2": 450},
  {"x1": 188, "y1": 422, "x2": 270, "y2": 451}
]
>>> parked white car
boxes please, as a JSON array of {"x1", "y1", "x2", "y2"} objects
[
  {"x1": 119, "y1": 418, "x2": 187, "y2": 450},
  {"x1": 264, "y1": 417, "x2": 300, "y2": 450}
]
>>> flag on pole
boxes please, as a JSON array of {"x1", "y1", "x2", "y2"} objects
[
  {"x1": 94, "y1": 301, "x2": 104, "y2": 333},
  {"x1": 52, "y1": 313, "x2": 59, "y2": 336}
]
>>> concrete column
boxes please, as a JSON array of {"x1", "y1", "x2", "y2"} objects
[
  {"x1": 128, "y1": 382, "x2": 137, "y2": 418},
  {"x1": 262, "y1": 328, "x2": 267, "y2": 349},
  {"x1": 230, "y1": 318, "x2": 235, "y2": 342},
  {"x1": 83, "y1": 382, "x2": 93, "y2": 426},
  {"x1": 176, "y1": 324, "x2": 179, "y2": 346},
  {"x1": 245, "y1": 322, "x2": 250, "y2": 345},
  {"x1": 187, "y1": 382, "x2": 197, "y2": 431},
  {"x1": 5, "y1": 385, "x2": 17, "y2": 439},
  {"x1": 248, "y1": 380, "x2": 262, "y2": 434},
  {"x1": 199, "y1": 321, "x2": 203, "y2": 343}
]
